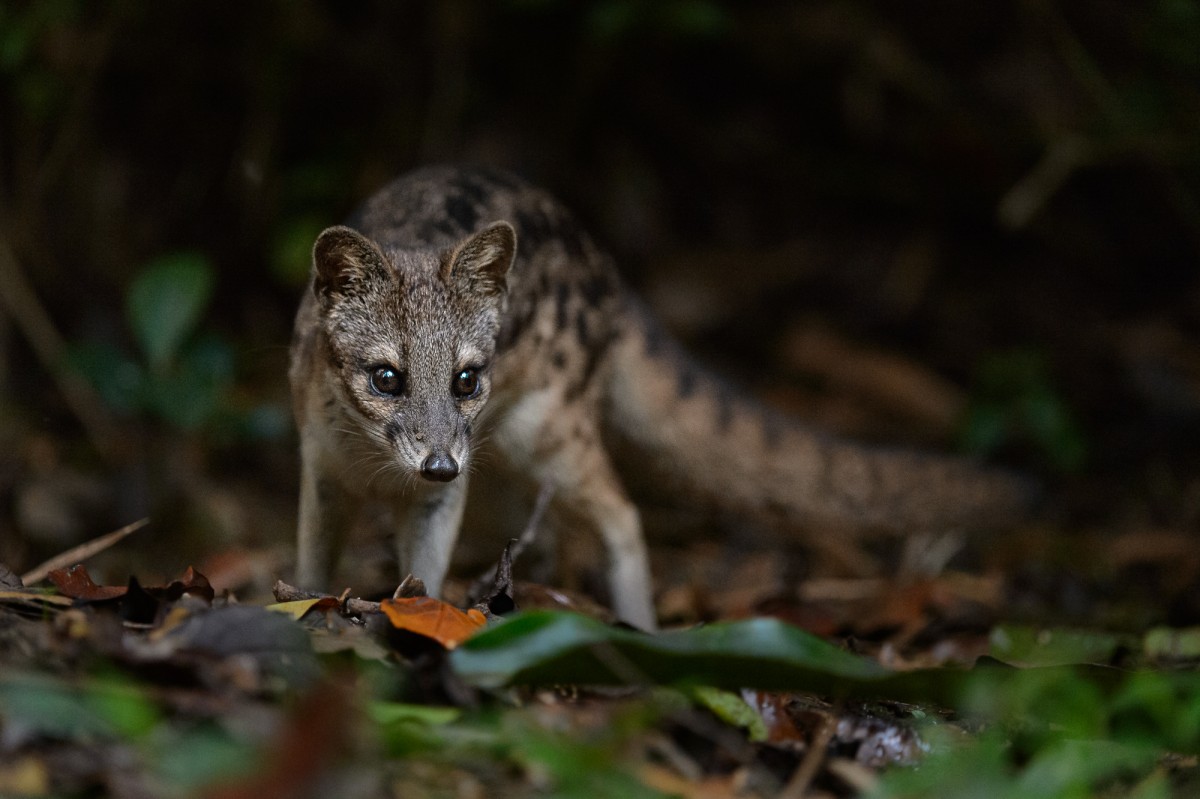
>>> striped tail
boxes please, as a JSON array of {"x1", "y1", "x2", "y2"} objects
[{"x1": 602, "y1": 304, "x2": 1036, "y2": 534}]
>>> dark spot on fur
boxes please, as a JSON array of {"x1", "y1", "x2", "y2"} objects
[
  {"x1": 575, "y1": 308, "x2": 590, "y2": 345},
  {"x1": 561, "y1": 228, "x2": 586, "y2": 261},
  {"x1": 814, "y1": 441, "x2": 834, "y2": 507},
  {"x1": 677, "y1": 365, "x2": 698, "y2": 399},
  {"x1": 553, "y1": 351, "x2": 567, "y2": 368},
  {"x1": 579, "y1": 274, "x2": 613, "y2": 307},
  {"x1": 498, "y1": 297, "x2": 538, "y2": 350},
  {"x1": 419, "y1": 219, "x2": 458, "y2": 241},
  {"x1": 573, "y1": 331, "x2": 614, "y2": 393},
  {"x1": 516, "y1": 208, "x2": 556, "y2": 249},
  {"x1": 763, "y1": 498, "x2": 792, "y2": 524},
  {"x1": 715, "y1": 386, "x2": 735, "y2": 432},
  {"x1": 385, "y1": 420, "x2": 401, "y2": 443},
  {"x1": 453, "y1": 175, "x2": 490, "y2": 205},
  {"x1": 469, "y1": 166, "x2": 521, "y2": 192},
  {"x1": 863, "y1": 455, "x2": 881, "y2": 510},
  {"x1": 445, "y1": 194, "x2": 479, "y2": 231},
  {"x1": 555, "y1": 282, "x2": 570, "y2": 331}
]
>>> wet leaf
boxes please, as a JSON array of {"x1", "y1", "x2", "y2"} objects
[{"x1": 380, "y1": 596, "x2": 487, "y2": 650}]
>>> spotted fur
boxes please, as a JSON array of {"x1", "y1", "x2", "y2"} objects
[{"x1": 290, "y1": 165, "x2": 1034, "y2": 629}]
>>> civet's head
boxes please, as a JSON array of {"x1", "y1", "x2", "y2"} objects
[{"x1": 310, "y1": 222, "x2": 516, "y2": 483}]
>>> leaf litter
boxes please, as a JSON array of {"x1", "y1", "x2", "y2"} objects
[{"x1": 1, "y1": 523, "x2": 1200, "y2": 798}]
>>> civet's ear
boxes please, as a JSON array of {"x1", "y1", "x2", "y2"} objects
[
  {"x1": 440, "y1": 221, "x2": 516, "y2": 297},
  {"x1": 311, "y1": 226, "x2": 394, "y2": 306}
]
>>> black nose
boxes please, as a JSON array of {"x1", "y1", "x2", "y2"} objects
[{"x1": 420, "y1": 453, "x2": 459, "y2": 482}]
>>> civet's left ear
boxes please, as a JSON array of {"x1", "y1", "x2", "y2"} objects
[{"x1": 441, "y1": 221, "x2": 516, "y2": 297}]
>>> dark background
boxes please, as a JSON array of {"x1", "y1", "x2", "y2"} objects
[{"x1": 2, "y1": 1, "x2": 1199, "y2": 619}]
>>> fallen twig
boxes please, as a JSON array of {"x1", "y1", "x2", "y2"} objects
[
  {"x1": 778, "y1": 712, "x2": 837, "y2": 799},
  {"x1": 21, "y1": 518, "x2": 149, "y2": 585},
  {"x1": 272, "y1": 579, "x2": 382, "y2": 616}
]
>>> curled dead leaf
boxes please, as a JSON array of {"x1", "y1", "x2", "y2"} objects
[
  {"x1": 47, "y1": 565, "x2": 127, "y2": 600},
  {"x1": 379, "y1": 596, "x2": 486, "y2": 649}
]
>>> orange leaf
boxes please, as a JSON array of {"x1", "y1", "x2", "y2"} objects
[{"x1": 379, "y1": 596, "x2": 486, "y2": 649}]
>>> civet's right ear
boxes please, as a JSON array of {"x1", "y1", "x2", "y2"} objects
[{"x1": 311, "y1": 226, "x2": 394, "y2": 306}]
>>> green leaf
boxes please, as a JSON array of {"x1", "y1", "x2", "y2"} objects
[
  {"x1": 64, "y1": 341, "x2": 146, "y2": 414},
  {"x1": 151, "y1": 724, "x2": 260, "y2": 791},
  {"x1": 450, "y1": 611, "x2": 889, "y2": 691},
  {"x1": 126, "y1": 252, "x2": 215, "y2": 369},
  {"x1": 368, "y1": 701, "x2": 461, "y2": 727},
  {"x1": 83, "y1": 677, "x2": 161, "y2": 739},
  {"x1": 989, "y1": 626, "x2": 1128, "y2": 667},
  {"x1": 963, "y1": 666, "x2": 1109, "y2": 745},
  {"x1": 144, "y1": 333, "x2": 234, "y2": 429},
  {"x1": 270, "y1": 215, "x2": 325, "y2": 286},
  {"x1": 1015, "y1": 739, "x2": 1157, "y2": 796},
  {"x1": 1143, "y1": 626, "x2": 1200, "y2": 661},
  {"x1": 690, "y1": 686, "x2": 767, "y2": 741},
  {"x1": 368, "y1": 702, "x2": 463, "y2": 756},
  {"x1": 0, "y1": 673, "x2": 117, "y2": 739}
]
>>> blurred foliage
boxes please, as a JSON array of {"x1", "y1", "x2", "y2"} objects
[
  {"x1": 65, "y1": 253, "x2": 241, "y2": 432},
  {"x1": 960, "y1": 350, "x2": 1087, "y2": 473},
  {"x1": 1, "y1": 0, "x2": 1198, "y2": 487},
  {"x1": 6, "y1": 610, "x2": 1200, "y2": 796}
]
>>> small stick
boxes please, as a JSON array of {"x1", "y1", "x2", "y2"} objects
[
  {"x1": 0, "y1": 237, "x2": 122, "y2": 462},
  {"x1": 511, "y1": 481, "x2": 555, "y2": 563},
  {"x1": 272, "y1": 579, "x2": 382, "y2": 616},
  {"x1": 778, "y1": 713, "x2": 837, "y2": 799},
  {"x1": 21, "y1": 518, "x2": 148, "y2": 585},
  {"x1": 468, "y1": 481, "x2": 555, "y2": 600}
]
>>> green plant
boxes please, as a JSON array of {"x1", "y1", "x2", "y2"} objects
[{"x1": 67, "y1": 253, "x2": 236, "y2": 432}]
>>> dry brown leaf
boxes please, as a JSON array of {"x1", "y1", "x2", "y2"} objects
[
  {"x1": 379, "y1": 596, "x2": 487, "y2": 649},
  {"x1": 47, "y1": 565, "x2": 127, "y2": 600},
  {"x1": 742, "y1": 690, "x2": 807, "y2": 746}
]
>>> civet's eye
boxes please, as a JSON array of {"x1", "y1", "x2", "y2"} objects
[
  {"x1": 369, "y1": 366, "x2": 405, "y2": 397},
  {"x1": 451, "y1": 367, "x2": 481, "y2": 399}
]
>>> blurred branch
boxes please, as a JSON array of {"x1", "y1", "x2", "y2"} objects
[
  {"x1": 997, "y1": 135, "x2": 1092, "y2": 230},
  {"x1": 20, "y1": 518, "x2": 148, "y2": 585},
  {"x1": 32, "y1": 0, "x2": 128, "y2": 201},
  {"x1": 0, "y1": 236, "x2": 122, "y2": 463},
  {"x1": 1021, "y1": 0, "x2": 1200, "y2": 255}
]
